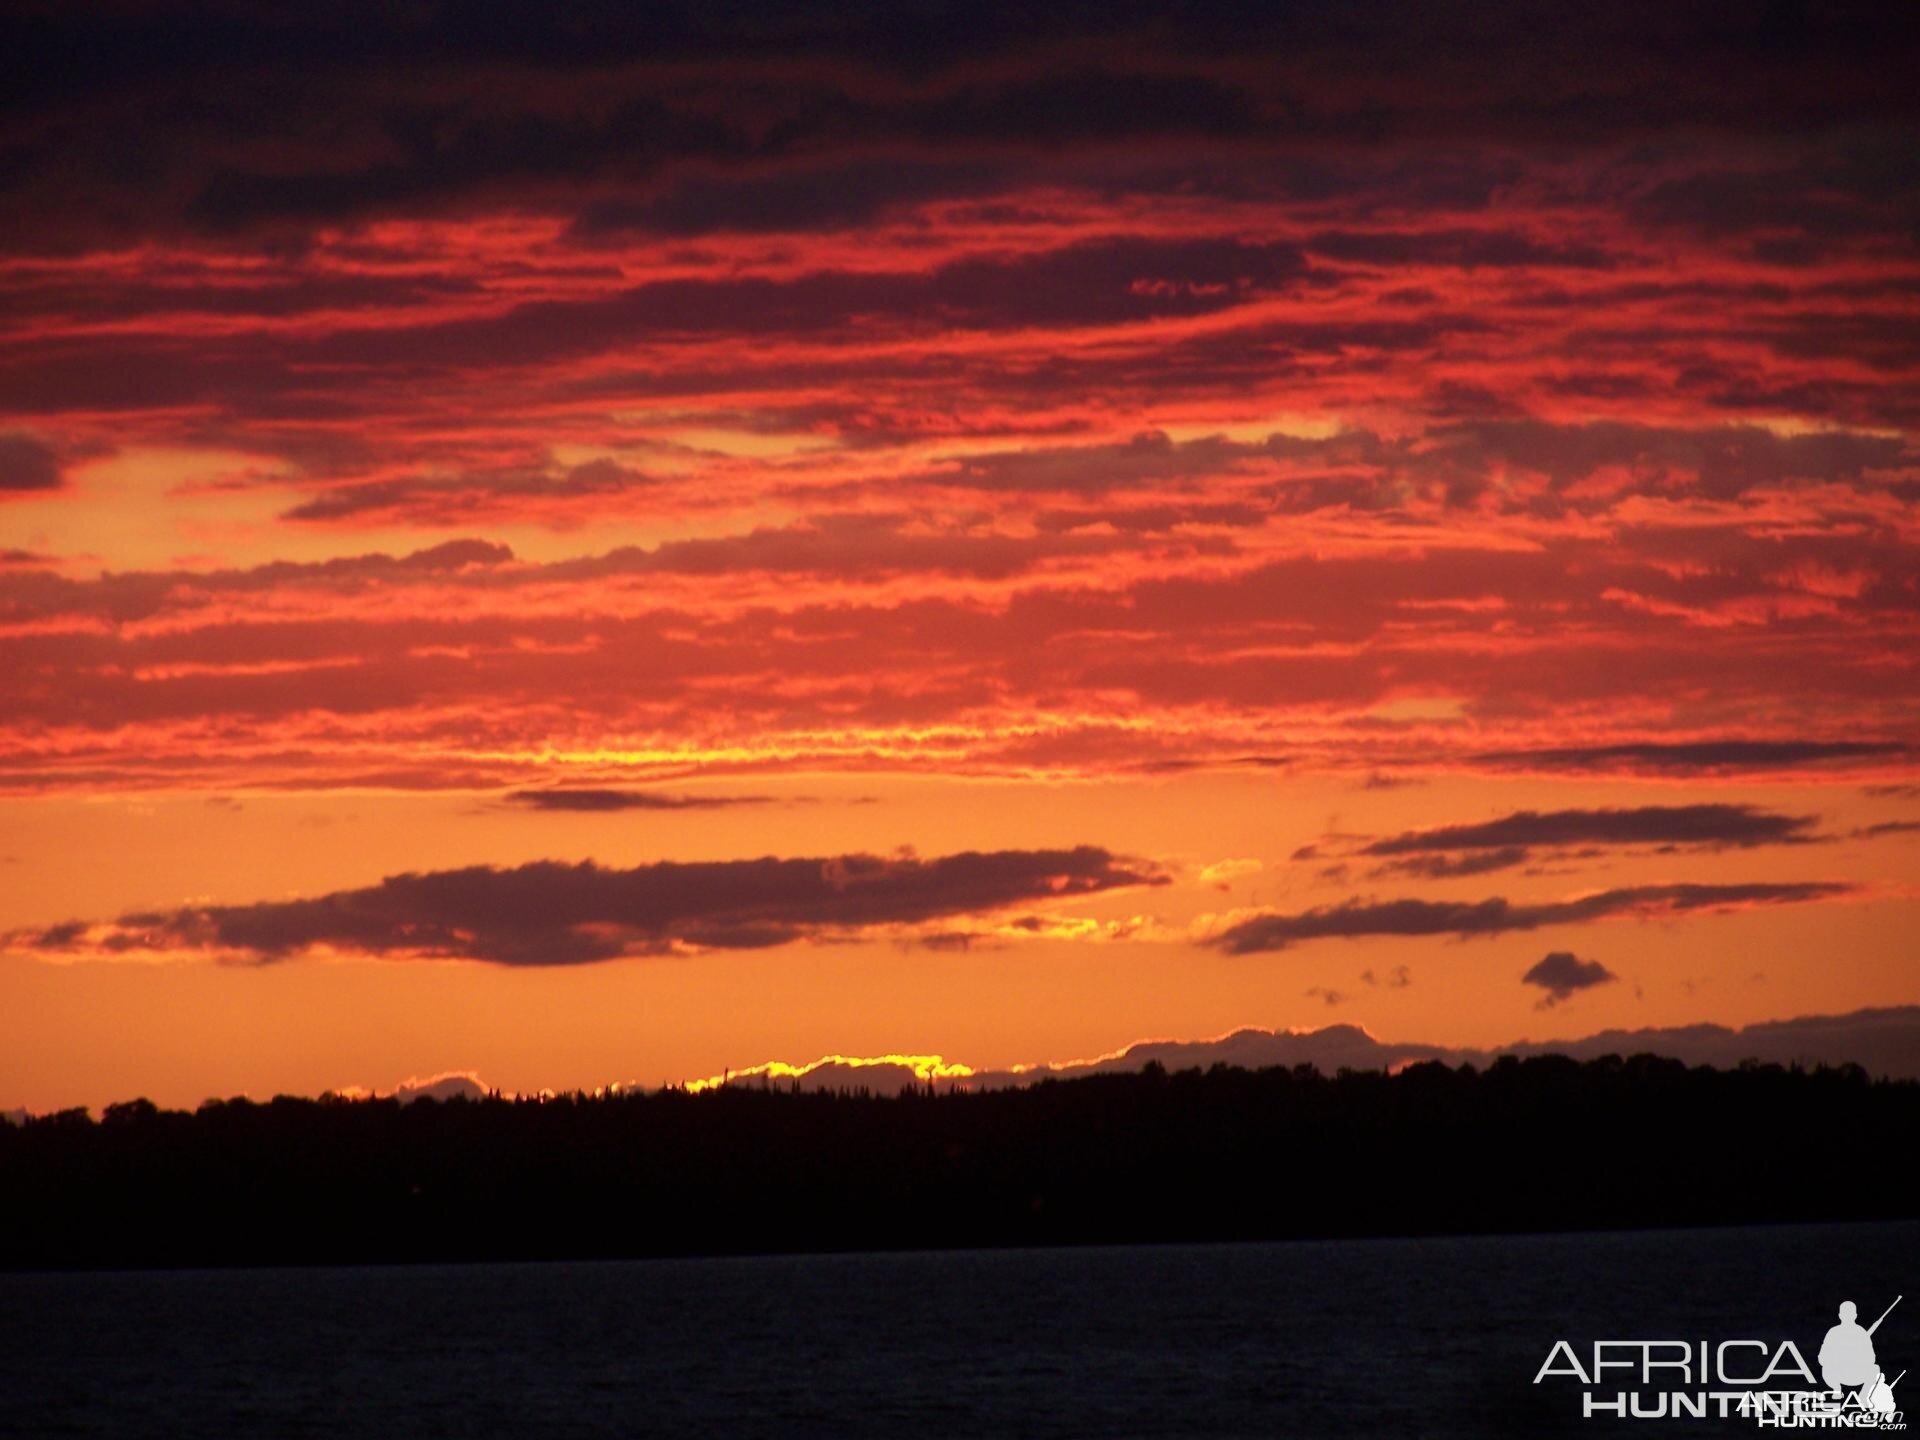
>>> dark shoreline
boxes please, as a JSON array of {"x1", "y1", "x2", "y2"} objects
[{"x1": 5, "y1": 1054, "x2": 1913, "y2": 1273}]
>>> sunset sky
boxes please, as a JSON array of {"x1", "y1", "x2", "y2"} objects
[{"x1": 2, "y1": 2, "x2": 1916, "y2": 1113}]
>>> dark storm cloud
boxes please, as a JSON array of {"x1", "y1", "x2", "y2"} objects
[
  {"x1": 282, "y1": 459, "x2": 652, "y2": 523},
  {"x1": 1472, "y1": 740, "x2": 1909, "y2": 774},
  {"x1": 0, "y1": 520, "x2": 1165, "y2": 631},
  {"x1": 921, "y1": 430, "x2": 1259, "y2": 496},
  {"x1": 569, "y1": 158, "x2": 1012, "y2": 237},
  {"x1": 1362, "y1": 804, "x2": 1820, "y2": 855},
  {"x1": 0, "y1": 537, "x2": 513, "y2": 629},
  {"x1": 1428, "y1": 420, "x2": 1916, "y2": 503},
  {"x1": 1629, "y1": 137, "x2": 1920, "y2": 245},
  {"x1": 544, "y1": 514, "x2": 1192, "y2": 583},
  {"x1": 2, "y1": 847, "x2": 1165, "y2": 965},
  {"x1": 1208, "y1": 882, "x2": 1851, "y2": 954},
  {"x1": 0, "y1": 269, "x2": 485, "y2": 326},
  {"x1": 0, "y1": 237, "x2": 1319, "y2": 413},
  {"x1": 501, "y1": 789, "x2": 772, "y2": 812},
  {"x1": 1304, "y1": 229, "x2": 1618, "y2": 270},
  {"x1": 290, "y1": 236, "x2": 1312, "y2": 371},
  {"x1": 3, "y1": 1, "x2": 1914, "y2": 248},
  {"x1": 0, "y1": 434, "x2": 63, "y2": 493},
  {"x1": 1522, "y1": 950, "x2": 1618, "y2": 1007}
]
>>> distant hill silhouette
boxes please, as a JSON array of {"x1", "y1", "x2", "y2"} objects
[
  {"x1": 966, "y1": 1005, "x2": 1920, "y2": 1088},
  {"x1": 2, "y1": 1054, "x2": 1913, "y2": 1270},
  {"x1": 699, "y1": 1006, "x2": 1920, "y2": 1095},
  {"x1": 393, "y1": 1073, "x2": 490, "y2": 1105}
]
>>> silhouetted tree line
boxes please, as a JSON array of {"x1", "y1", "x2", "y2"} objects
[{"x1": 2, "y1": 1055, "x2": 1911, "y2": 1270}]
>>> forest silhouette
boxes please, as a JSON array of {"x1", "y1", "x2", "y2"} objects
[{"x1": 3, "y1": 1055, "x2": 1912, "y2": 1270}]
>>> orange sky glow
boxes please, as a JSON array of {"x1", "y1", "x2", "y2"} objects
[{"x1": 2, "y1": 6, "x2": 1916, "y2": 1112}]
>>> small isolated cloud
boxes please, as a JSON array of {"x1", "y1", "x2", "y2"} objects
[
  {"x1": 1522, "y1": 951, "x2": 1618, "y2": 1008},
  {"x1": 1356, "y1": 772, "x2": 1426, "y2": 791},
  {"x1": 1304, "y1": 985, "x2": 1348, "y2": 1007},
  {"x1": 909, "y1": 930, "x2": 1007, "y2": 953},
  {"x1": 1198, "y1": 857, "x2": 1262, "y2": 890},
  {"x1": 502, "y1": 789, "x2": 772, "y2": 812},
  {"x1": 1361, "y1": 964, "x2": 1412, "y2": 988}
]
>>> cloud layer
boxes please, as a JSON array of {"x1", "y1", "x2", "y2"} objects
[
  {"x1": 0, "y1": 2, "x2": 1912, "y2": 1119},
  {"x1": 1311, "y1": 802, "x2": 1831, "y2": 879},
  {"x1": 0, "y1": 5, "x2": 1913, "y2": 797},
  {"x1": 1362, "y1": 805, "x2": 1818, "y2": 856},
  {"x1": 501, "y1": 789, "x2": 771, "y2": 813},
  {"x1": 4, "y1": 847, "x2": 1165, "y2": 965},
  {"x1": 1207, "y1": 882, "x2": 1853, "y2": 955}
]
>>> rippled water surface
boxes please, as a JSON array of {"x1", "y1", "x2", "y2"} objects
[{"x1": 2, "y1": 1221, "x2": 1910, "y2": 1438}]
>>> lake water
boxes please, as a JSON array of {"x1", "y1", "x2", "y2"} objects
[{"x1": 1, "y1": 1221, "x2": 1911, "y2": 1438}]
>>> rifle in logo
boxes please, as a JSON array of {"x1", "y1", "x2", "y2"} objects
[
  {"x1": 1863, "y1": 1367, "x2": 1903, "y2": 1418},
  {"x1": 1871, "y1": 1297, "x2": 1904, "y2": 1336}
]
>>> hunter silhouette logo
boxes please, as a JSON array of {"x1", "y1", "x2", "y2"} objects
[
  {"x1": 1823, "y1": 1297, "x2": 1901, "y2": 1407},
  {"x1": 1532, "y1": 1290, "x2": 1906, "y2": 1426}
]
